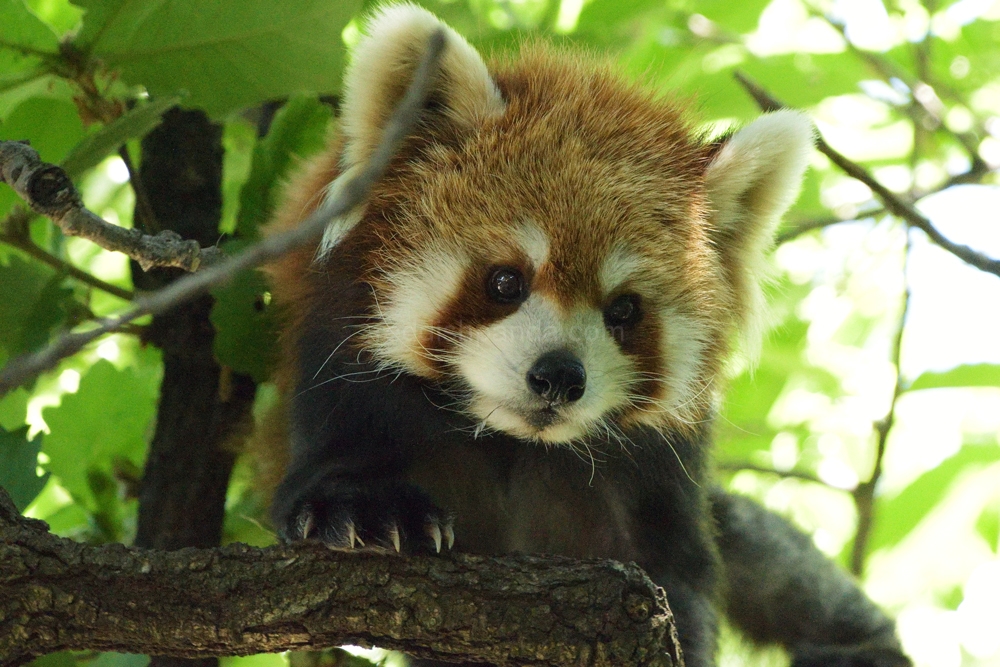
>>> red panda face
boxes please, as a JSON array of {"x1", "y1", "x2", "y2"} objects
[
  {"x1": 281, "y1": 5, "x2": 814, "y2": 447},
  {"x1": 343, "y1": 95, "x2": 728, "y2": 443}
]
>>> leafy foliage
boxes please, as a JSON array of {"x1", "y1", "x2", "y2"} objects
[
  {"x1": 1, "y1": 1, "x2": 1000, "y2": 667},
  {"x1": 70, "y1": 0, "x2": 362, "y2": 116}
]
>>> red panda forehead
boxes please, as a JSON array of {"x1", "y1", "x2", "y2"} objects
[{"x1": 364, "y1": 47, "x2": 720, "y2": 311}]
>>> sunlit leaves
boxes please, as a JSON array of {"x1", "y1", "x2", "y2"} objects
[
  {"x1": 0, "y1": 0, "x2": 60, "y2": 53},
  {"x1": 0, "y1": 0, "x2": 60, "y2": 92},
  {"x1": 42, "y1": 356, "x2": 160, "y2": 510},
  {"x1": 69, "y1": 0, "x2": 362, "y2": 116},
  {"x1": 868, "y1": 443, "x2": 1000, "y2": 555}
]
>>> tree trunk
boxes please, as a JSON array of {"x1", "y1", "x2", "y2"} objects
[{"x1": 131, "y1": 108, "x2": 257, "y2": 666}]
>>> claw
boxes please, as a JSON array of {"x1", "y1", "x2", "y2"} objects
[
  {"x1": 302, "y1": 512, "x2": 316, "y2": 540},
  {"x1": 428, "y1": 522, "x2": 442, "y2": 553},
  {"x1": 347, "y1": 521, "x2": 364, "y2": 548},
  {"x1": 443, "y1": 522, "x2": 455, "y2": 550},
  {"x1": 388, "y1": 523, "x2": 401, "y2": 553}
]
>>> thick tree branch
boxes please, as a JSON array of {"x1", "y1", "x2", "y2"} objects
[
  {"x1": 0, "y1": 140, "x2": 221, "y2": 271},
  {"x1": 0, "y1": 31, "x2": 447, "y2": 399},
  {"x1": 735, "y1": 72, "x2": 1000, "y2": 279},
  {"x1": 0, "y1": 488, "x2": 680, "y2": 667}
]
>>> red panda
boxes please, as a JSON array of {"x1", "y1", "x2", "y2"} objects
[{"x1": 264, "y1": 5, "x2": 909, "y2": 667}]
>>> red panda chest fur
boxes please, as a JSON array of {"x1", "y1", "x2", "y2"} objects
[{"x1": 406, "y1": 438, "x2": 642, "y2": 561}]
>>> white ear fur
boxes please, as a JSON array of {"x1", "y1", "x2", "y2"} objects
[
  {"x1": 340, "y1": 3, "x2": 506, "y2": 168},
  {"x1": 704, "y1": 110, "x2": 814, "y2": 362}
]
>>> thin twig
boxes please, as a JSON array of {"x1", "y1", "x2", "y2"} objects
[
  {"x1": 0, "y1": 140, "x2": 219, "y2": 272},
  {"x1": 715, "y1": 462, "x2": 838, "y2": 489},
  {"x1": 735, "y1": 72, "x2": 1000, "y2": 279},
  {"x1": 850, "y1": 232, "x2": 911, "y2": 576},
  {"x1": 777, "y1": 210, "x2": 883, "y2": 244},
  {"x1": 777, "y1": 158, "x2": 996, "y2": 244},
  {"x1": 1, "y1": 207, "x2": 134, "y2": 301},
  {"x1": 0, "y1": 30, "x2": 448, "y2": 398},
  {"x1": 0, "y1": 235, "x2": 134, "y2": 302}
]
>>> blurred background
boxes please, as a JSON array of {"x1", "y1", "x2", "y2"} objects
[{"x1": 1, "y1": 1, "x2": 998, "y2": 666}]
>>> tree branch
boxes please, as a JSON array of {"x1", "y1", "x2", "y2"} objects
[
  {"x1": 777, "y1": 212, "x2": 880, "y2": 244},
  {"x1": 715, "y1": 462, "x2": 838, "y2": 489},
  {"x1": 0, "y1": 488, "x2": 680, "y2": 667},
  {"x1": 734, "y1": 72, "x2": 1000, "y2": 279},
  {"x1": 0, "y1": 140, "x2": 221, "y2": 272},
  {"x1": 850, "y1": 232, "x2": 912, "y2": 576},
  {"x1": 0, "y1": 30, "x2": 448, "y2": 399}
]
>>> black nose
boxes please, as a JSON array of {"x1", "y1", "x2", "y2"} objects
[{"x1": 526, "y1": 350, "x2": 586, "y2": 404}]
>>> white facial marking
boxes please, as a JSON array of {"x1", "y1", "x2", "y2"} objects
[
  {"x1": 599, "y1": 246, "x2": 650, "y2": 294},
  {"x1": 515, "y1": 222, "x2": 550, "y2": 269},
  {"x1": 655, "y1": 307, "x2": 711, "y2": 423},
  {"x1": 368, "y1": 243, "x2": 468, "y2": 375}
]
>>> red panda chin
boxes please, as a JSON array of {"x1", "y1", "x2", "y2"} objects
[{"x1": 466, "y1": 396, "x2": 596, "y2": 444}]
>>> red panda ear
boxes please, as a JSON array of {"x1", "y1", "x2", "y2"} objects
[
  {"x1": 704, "y1": 110, "x2": 814, "y2": 360},
  {"x1": 340, "y1": 4, "x2": 506, "y2": 168}
]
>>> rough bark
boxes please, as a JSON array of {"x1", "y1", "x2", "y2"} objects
[{"x1": 0, "y1": 489, "x2": 681, "y2": 667}]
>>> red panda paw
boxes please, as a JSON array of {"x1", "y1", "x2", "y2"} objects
[{"x1": 282, "y1": 480, "x2": 455, "y2": 554}]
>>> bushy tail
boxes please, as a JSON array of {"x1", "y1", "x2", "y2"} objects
[{"x1": 709, "y1": 489, "x2": 911, "y2": 667}]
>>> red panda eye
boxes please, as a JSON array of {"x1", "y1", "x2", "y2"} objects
[
  {"x1": 604, "y1": 294, "x2": 642, "y2": 329},
  {"x1": 487, "y1": 267, "x2": 526, "y2": 304}
]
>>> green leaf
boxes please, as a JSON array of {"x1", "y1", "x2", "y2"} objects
[
  {"x1": 42, "y1": 358, "x2": 159, "y2": 508},
  {"x1": 0, "y1": 0, "x2": 60, "y2": 54},
  {"x1": 16, "y1": 272, "x2": 74, "y2": 355},
  {"x1": 210, "y1": 242, "x2": 279, "y2": 383},
  {"x1": 220, "y1": 119, "x2": 256, "y2": 235},
  {"x1": 866, "y1": 443, "x2": 1000, "y2": 554},
  {"x1": 60, "y1": 94, "x2": 181, "y2": 179},
  {"x1": 71, "y1": 0, "x2": 361, "y2": 116},
  {"x1": 909, "y1": 364, "x2": 1000, "y2": 391},
  {"x1": 0, "y1": 425, "x2": 49, "y2": 511},
  {"x1": 236, "y1": 94, "x2": 332, "y2": 240},
  {"x1": 0, "y1": 255, "x2": 73, "y2": 364},
  {"x1": 25, "y1": 651, "x2": 80, "y2": 667},
  {"x1": 88, "y1": 654, "x2": 149, "y2": 667},
  {"x1": 24, "y1": 0, "x2": 84, "y2": 36},
  {"x1": 0, "y1": 1, "x2": 60, "y2": 125},
  {"x1": 0, "y1": 387, "x2": 29, "y2": 430}
]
